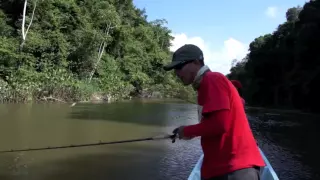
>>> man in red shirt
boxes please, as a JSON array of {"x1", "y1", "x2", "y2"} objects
[{"x1": 163, "y1": 44, "x2": 265, "y2": 180}]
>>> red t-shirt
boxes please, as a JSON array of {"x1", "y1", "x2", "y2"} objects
[{"x1": 184, "y1": 71, "x2": 265, "y2": 179}]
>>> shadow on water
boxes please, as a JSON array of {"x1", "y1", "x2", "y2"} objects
[
  {"x1": 247, "y1": 110, "x2": 320, "y2": 180},
  {"x1": 0, "y1": 144, "x2": 162, "y2": 180},
  {"x1": 67, "y1": 99, "x2": 197, "y2": 127},
  {"x1": 33, "y1": 145, "x2": 165, "y2": 180},
  {"x1": 0, "y1": 140, "x2": 202, "y2": 180},
  {"x1": 0, "y1": 100, "x2": 202, "y2": 180}
]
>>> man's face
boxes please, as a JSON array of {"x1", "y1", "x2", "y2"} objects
[{"x1": 174, "y1": 61, "x2": 196, "y2": 85}]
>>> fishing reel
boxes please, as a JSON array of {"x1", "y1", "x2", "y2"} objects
[{"x1": 170, "y1": 132, "x2": 178, "y2": 143}]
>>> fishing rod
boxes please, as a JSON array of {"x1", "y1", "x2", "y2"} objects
[{"x1": 0, "y1": 134, "x2": 177, "y2": 154}]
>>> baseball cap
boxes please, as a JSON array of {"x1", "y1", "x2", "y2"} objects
[{"x1": 163, "y1": 44, "x2": 204, "y2": 71}]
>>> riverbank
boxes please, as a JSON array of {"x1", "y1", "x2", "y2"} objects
[
  {"x1": 3, "y1": 79, "x2": 317, "y2": 117},
  {"x1": 245, "y1": 106, "x2": 319, "y2": 116},
  {"x1": 2, "y1": 78, "x2": 317, "y2": 117},
  {"x1": 0, "y1": 78, "x2": 196, "y2": 105}
]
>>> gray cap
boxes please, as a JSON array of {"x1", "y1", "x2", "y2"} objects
[{"x1": 163, "y1": 44, "x2": 204, "y2": 71}]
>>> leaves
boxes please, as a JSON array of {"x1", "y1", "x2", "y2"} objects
[
  {"x1": 0, "y1": 0, "x2": 189, "y2": 102},
  {"x1": 227, "y1": 1, "x2": 320, "y2": 112}
]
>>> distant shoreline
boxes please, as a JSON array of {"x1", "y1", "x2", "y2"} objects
[{"x1": 245, "y1": 106, "x2": 319, "y2": 116}]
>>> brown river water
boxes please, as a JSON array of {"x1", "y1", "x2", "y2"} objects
[{"x1": 0, "y1": 99, "x2": 318, "y2": 180}]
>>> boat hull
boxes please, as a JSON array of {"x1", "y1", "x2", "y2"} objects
[{"x1": 188, "y1": 148, "x2": 279, "y2": 180}]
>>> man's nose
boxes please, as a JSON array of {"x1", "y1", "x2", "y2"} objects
[
  {"x1": 174, "y1": 69, "x2": 180, "y2": 75},
  {"x1": 175, "y1": 70, "x2": 183, "y2": 80}
]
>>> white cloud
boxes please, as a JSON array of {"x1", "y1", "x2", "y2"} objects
[
  {"x1": 169, "y1": 33, "x2": 248, "y2": 75},
  {"x1": 265, "y1": 6, "x2": 278, "y2": 18}
]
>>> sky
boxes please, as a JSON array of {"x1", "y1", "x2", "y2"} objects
[{"x1": 133, "y1": 0, "x2": 308, "y2": 75}]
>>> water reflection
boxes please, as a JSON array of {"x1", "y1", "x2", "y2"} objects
[
  {"x1": 68, "y1": 100, "x2": 198, "y2": 127},
  {"x1": 246, "y1": 109, "x2": 319, "y2": 180},
  {"x1": 0, "y1": 100, "x2": 201, "y2": 180},
  {"x1": 0, "y1": 101, "x2": 318, "y2": 180}
]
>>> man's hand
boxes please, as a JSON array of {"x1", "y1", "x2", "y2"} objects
[
  {"x1": 171, "y1": 126, "x2": 194, "y2": 142},
  {"x1": 173, "y1": 126, "x2": 184, "y2": 139}
]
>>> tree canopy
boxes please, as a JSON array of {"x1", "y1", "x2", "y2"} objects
[
  {"x1": 227, "y1": 0, "x2": 320, "y2": 112},
  {"x1": 0, "y1": 0, "x2": 195, "y2": 102}
]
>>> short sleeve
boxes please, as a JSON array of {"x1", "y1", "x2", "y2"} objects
[{"x1": 198, "y1": 73, "x2": 230, "y2": 114}]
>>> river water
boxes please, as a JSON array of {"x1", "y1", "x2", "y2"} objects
[{"x1": 0, "y1": 99, "x2": 318, "y2": 180}]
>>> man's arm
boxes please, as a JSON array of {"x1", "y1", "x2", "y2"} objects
[
  {"x1": 183, "y1": 109, "x2": 230, "y2": 138},
  {"x1": 183, "y1": 73, "x2": 231, "y2": 138}
]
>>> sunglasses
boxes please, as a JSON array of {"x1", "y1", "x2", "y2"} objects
[{"x1": 174, "y1": 60, "x2": 193, "y2": 70}]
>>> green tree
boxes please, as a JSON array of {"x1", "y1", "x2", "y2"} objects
[
  {"x1": 227, "y1": 1, "x2": 320, "y2": 113},
  {"x1": 0, "y1": 0, "x2": 193, "y2": 103}
]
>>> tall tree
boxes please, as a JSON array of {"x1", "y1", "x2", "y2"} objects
[{"x1": 227, "y1": 1, "x2": 320, "y2": 112}]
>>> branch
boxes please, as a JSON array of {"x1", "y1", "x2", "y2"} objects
[
  {"x1": 21, "y1": 0, "x2": 27, "y2": 40},
  {"x1": 25, "y1": 0, "x2": 37, "y2": 37},
  {"x1": 88, "y1": 23, "x2": 116, "y2": 83},
  {"x1": 20, "y1": 0, "x2": 38, "y2": 50}
]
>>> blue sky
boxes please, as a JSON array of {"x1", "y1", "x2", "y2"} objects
[{"x1": 133, "y1": 0, "x2": 308, "y2": 74}]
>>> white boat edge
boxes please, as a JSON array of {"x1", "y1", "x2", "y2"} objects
[{"x1": 188, "y1": 147, "x2": 280, "y2": 180}]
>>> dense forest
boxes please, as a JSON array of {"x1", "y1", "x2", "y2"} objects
[
  {"x1": 0, "y1": 0, "x2": 195, "y2": 103},
  {"x1": 1, "y1": 0, "x2": 319, "y2": 113},
  {"x1": 227, "y1": 0, "x2": 320, "y2": 113}
]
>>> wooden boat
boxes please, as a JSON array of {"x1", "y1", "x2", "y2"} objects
[{"x1": 188, "y1": 147, "x2": 279, "y2": 180}]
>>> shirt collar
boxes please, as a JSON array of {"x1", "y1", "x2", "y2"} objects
[{"x1": 192, "y1": 65, "x2": 210, "y2": 90}]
